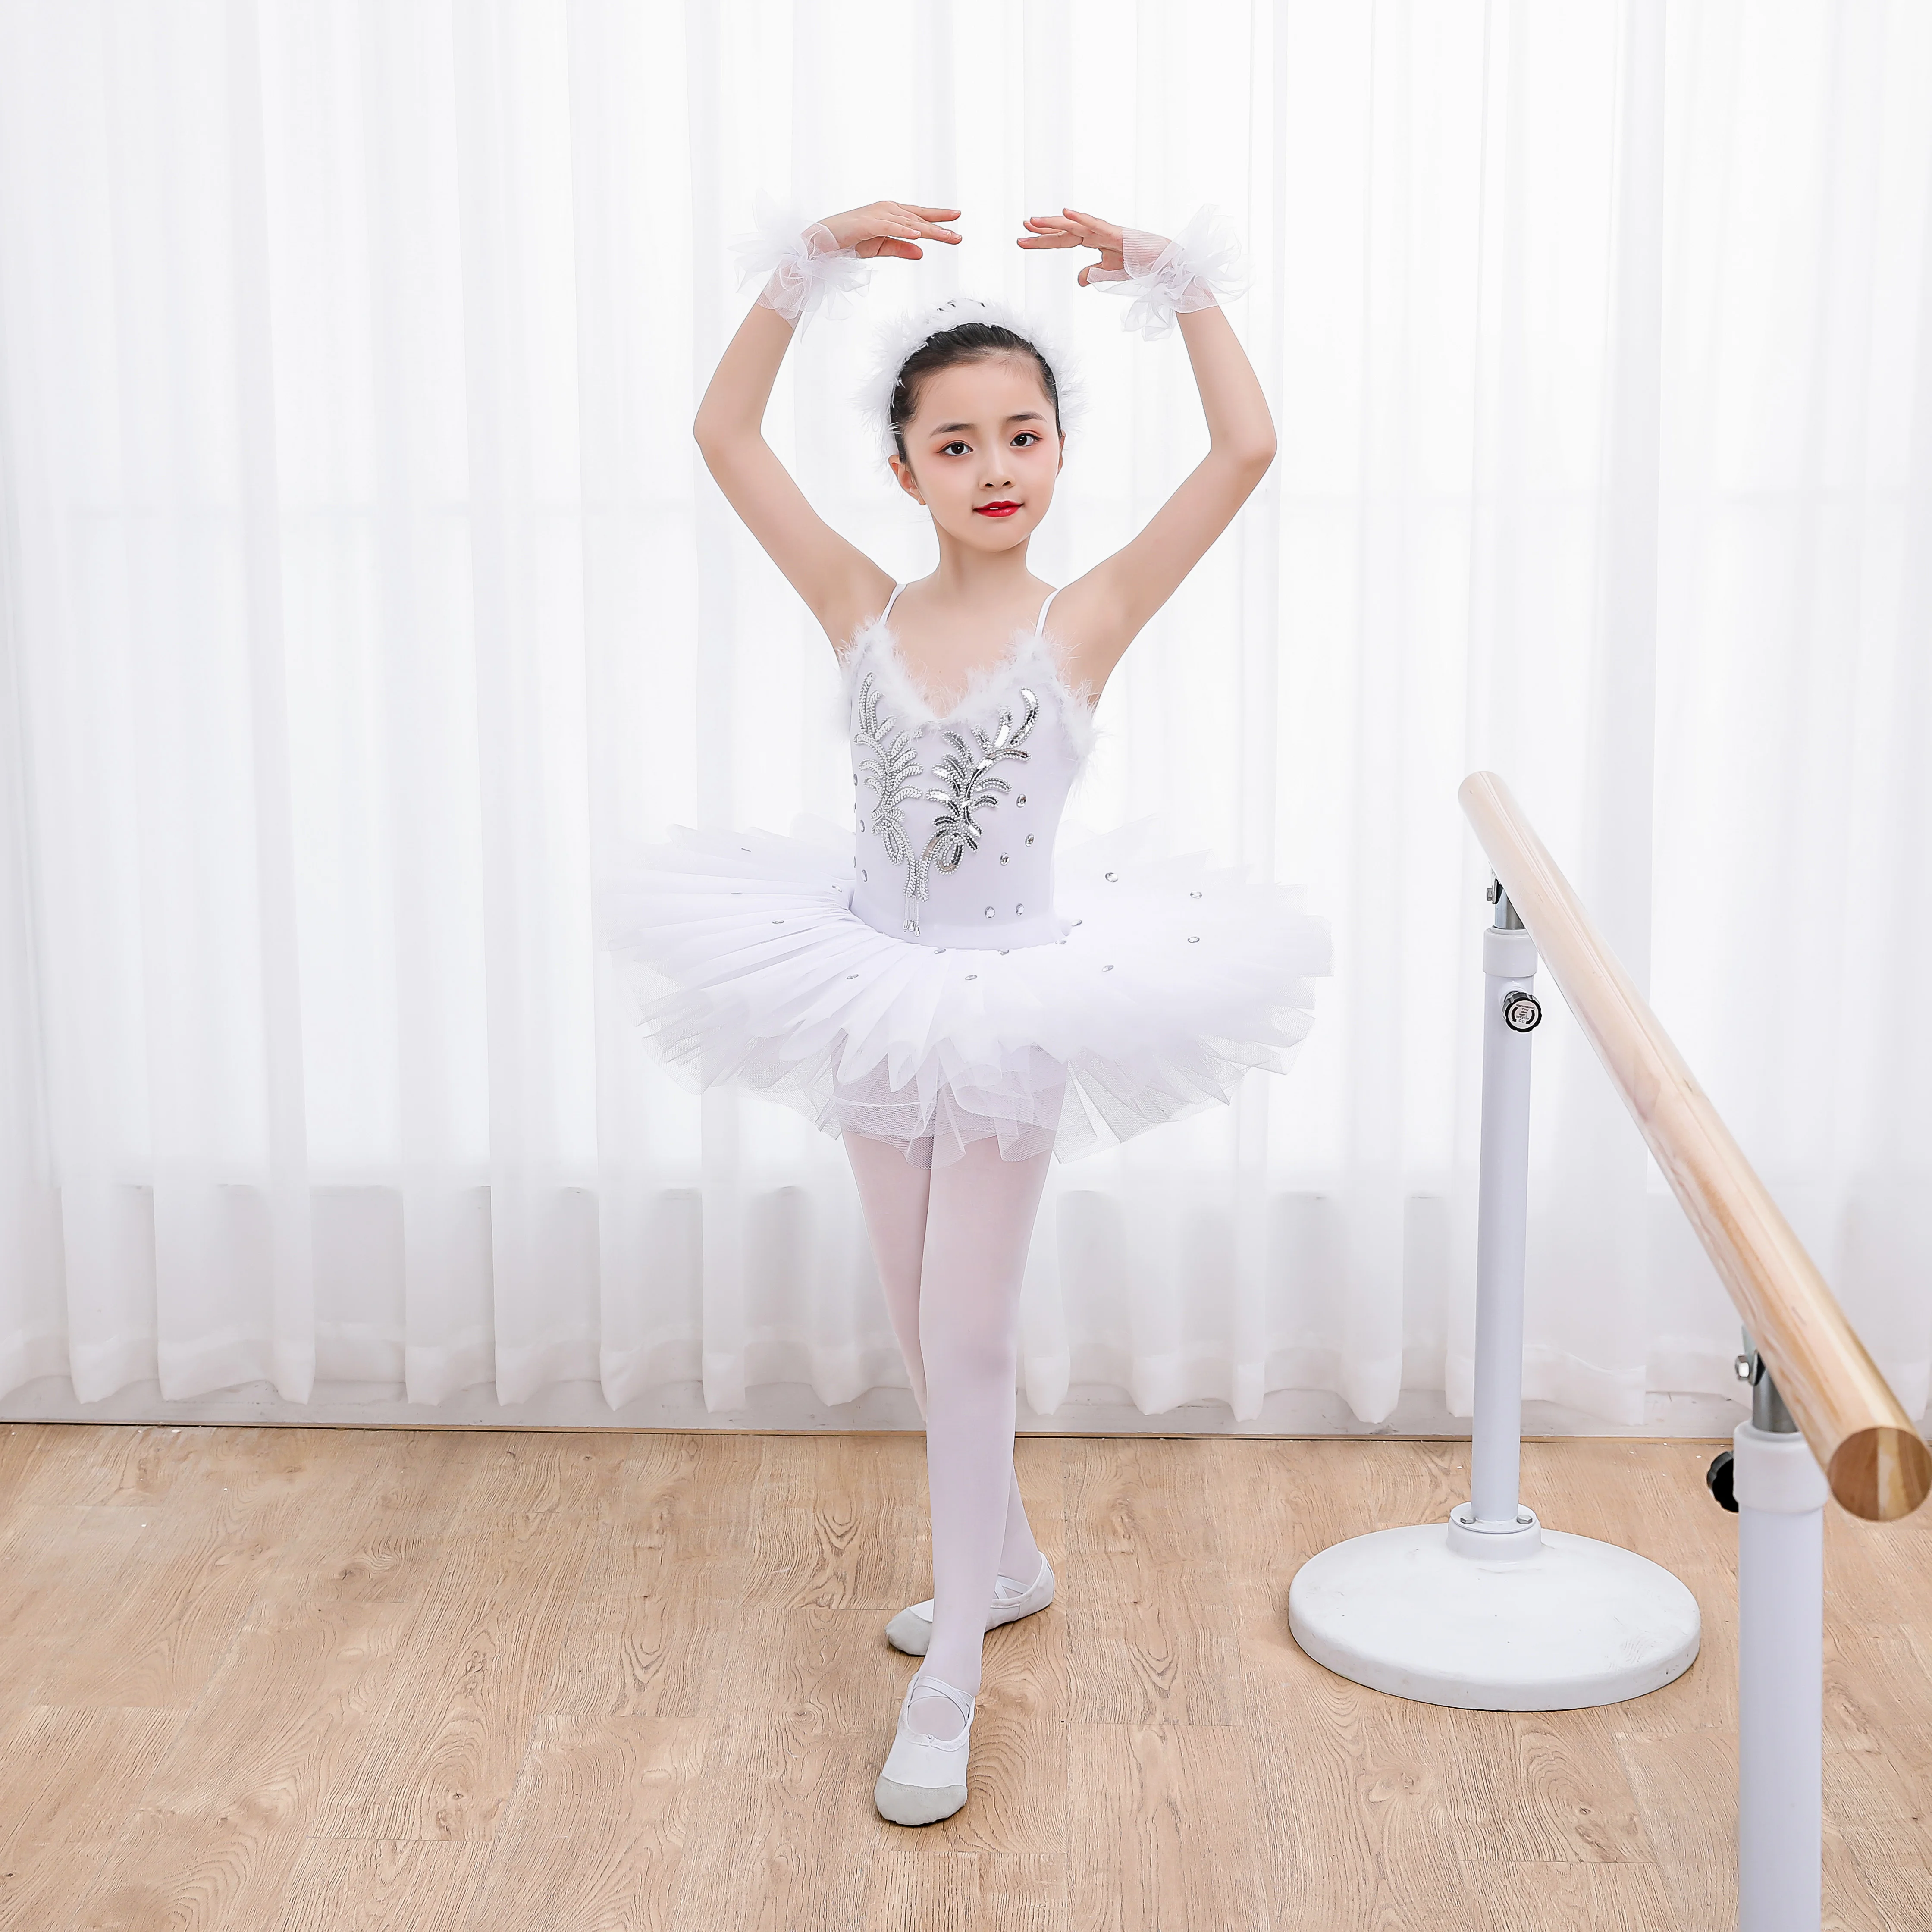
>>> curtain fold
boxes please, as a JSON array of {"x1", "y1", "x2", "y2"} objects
[{"x1": 0, "y1": 0, "x2": 1926, "y2": 1427}]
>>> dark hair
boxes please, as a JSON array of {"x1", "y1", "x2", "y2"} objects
[{"x1": 890, "y1": 321, "x2": 1065, "y2": 467}]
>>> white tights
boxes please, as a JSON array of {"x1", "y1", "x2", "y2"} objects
[{"x1": 842, "y1": 1127, "x2": 1053, "y2": 1741}]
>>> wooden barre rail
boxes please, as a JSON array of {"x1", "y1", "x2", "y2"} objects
[{"x1": 1460, "y1": 771, "x2": 1930, "y2": 1523}]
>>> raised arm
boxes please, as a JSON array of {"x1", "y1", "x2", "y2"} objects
[
  {"x1": 1017, "y1": 208, "x2": 1275, "y2": 696},
  {"x1": 693, "y1": 201, "x2": 962, "y2": 656}
]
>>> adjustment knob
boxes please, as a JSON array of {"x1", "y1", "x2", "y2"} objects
[
  {"x1": 1706, "y1": 1449, "x2": 1738, "y2": 1513},
  {"x1": 1502, "y1": 991, "x2": 1542, "y2": 1033}
]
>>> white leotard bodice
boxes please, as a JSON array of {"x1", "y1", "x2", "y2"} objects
[
  {"x1": 844, "y1": 581, "x2": 1095, "y2": 948},
  {"x1": 595, "y1": 579, "x2": 1331, "y2": 1165}
]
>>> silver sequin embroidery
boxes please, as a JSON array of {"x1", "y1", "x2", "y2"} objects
[
  {"x1": 853, "y1": 656, "x2": 1047, "y2": 936},
  {"x1": 900, "y1": 689, "x2": 1040, "y2": 933},
  {"x1": 854, "y1": 671, "x2": 925, "y2": 923}
]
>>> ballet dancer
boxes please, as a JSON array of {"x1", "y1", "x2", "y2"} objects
[{"x1": 595, "y1": 195, "x2": 1329, "y2": 1825}]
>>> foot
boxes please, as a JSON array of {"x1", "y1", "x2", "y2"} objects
[
  {"x1": 875, "y1": 1671, "x2": 975, "y2": 1826},
  {"x1": 884, "y1": 1552, "x2": 1055, "y2": 1657}
]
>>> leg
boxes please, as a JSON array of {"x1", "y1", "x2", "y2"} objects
[
  {"x1": 913, "y1": 1134, "x2": 1054, "y2": 1736},
  {"x1": 842, "y1": 1129, "x2": 933, "y2": 1411},
  {"x1": 844, "y1": 1130, "x2": 1042, "y2": 1586}
]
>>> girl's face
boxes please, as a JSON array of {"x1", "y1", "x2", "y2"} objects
[{"x1": 890, "y1": 354, "x2": 1064, "y2": 548}]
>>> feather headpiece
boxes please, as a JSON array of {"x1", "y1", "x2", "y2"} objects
[{"x1": 850, "y1": 292, "x2": 1090, "y2": 468}]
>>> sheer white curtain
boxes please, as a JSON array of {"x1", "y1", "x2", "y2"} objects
[{"x1": 1, "y1": 0, "x2": 1926, "y2": 1428}]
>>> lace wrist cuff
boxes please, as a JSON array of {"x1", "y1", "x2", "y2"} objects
[
  {"x1": 729, "y1": 191, "x2": 872, "y2": 334},
  {"x1": 1088, "y1": 202, "x2": 1252, "y2": 341}
]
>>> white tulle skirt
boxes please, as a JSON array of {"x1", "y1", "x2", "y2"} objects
[{"x1": 593, "y1": 812, "x2": 1331, "y2": 1168}]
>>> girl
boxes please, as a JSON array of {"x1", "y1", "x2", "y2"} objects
[{"x1": 595, "y1": 197, "x2": 1329, "y2": 1827}]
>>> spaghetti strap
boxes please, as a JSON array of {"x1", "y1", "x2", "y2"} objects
[
  {"x1": 1033, "y1": 586, "x2": 1061, "y2": 635},
  {"x1": 883, "y1": 581, "x2": 906, "y2": 620}
]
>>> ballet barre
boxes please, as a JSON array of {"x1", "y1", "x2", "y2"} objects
[
  {"x1": 1458, "y1": 770, "x2": 1927, "y2": 1519},
  {"x1": 1289, "y1": 768, "x2": 1929, "y2": 1932}
]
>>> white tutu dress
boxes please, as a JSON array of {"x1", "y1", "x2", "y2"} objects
[{"x1": 593, "y1": 583, "x2": 1332, "y2": 1167}]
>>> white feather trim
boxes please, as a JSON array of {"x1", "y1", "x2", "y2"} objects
[{"x1": 850, "y1": 292, "x2": 1091, "y2": 467}]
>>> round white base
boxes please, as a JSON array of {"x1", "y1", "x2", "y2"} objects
[{"x1": 1288, "y1": 1516, "x2": 1701, "y2": 1711}]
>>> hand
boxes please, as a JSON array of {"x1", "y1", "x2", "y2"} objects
[
  {"x1": 1017, "y1": 208, "x2": 1156, "y2": 288},
  {"x1": 818, "y1": 201, "x2": 963, "y2": 261}
]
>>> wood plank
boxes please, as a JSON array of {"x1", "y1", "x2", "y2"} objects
[
  {"x1": 1440, "y1": 1706, "x2": 1651, "y2": 1865},
  {"x1": 39, "y1": 1428, "x2": 336, "y2": 1709},
  {"x1": 1452, "y1": 1858, "x2": 1676, "y2": 1931},
  {"x1": 0, "y1": 1706, "x2": 183, "y2": 1852},
  {"x1": 1065, "y1": 1722, "x2": 1262, "y2": 1932},
  {"x1": 16, "y1": 1422, "x2": 210, "y2": 1510},
  {"x1": 457, "y1": 1714, "x2": 706, "y2": 1932},
  {"x1": 272, "y1": 1839, "x2": 489, "y2": 1932},
  {"x1": 856, "y1": 1847, "x2": 980, "y2": 1932},
  {"x1": 64, "y1": 1431, "x2": 474, "y2": 1928},
  {"x1": 1615, "y1": 1725, "x2": 1736, "y2": 1929},
  {"x1": 731, "y1": 1433, "x2": 935, "y2": 1613},
  {"x1": 1237, "y1": 1597, "x2": 1469, "y2": 1928},
  {"x1": 0, "y1": 1837, "x2": 116, "y2": 1932},
  {"x1": 541, "y1": 1436, "x2": 757, "y2": 1720},
  {"x1": 1064, "y1": 1439, "x2": 1242, "y2": 1725},
  {"x1": 308, "y1": 1506, "x2": 600, "y2": 1841},
  {"x1": 0, "y1": 1505, "x2": 182, "y2": 1711}
]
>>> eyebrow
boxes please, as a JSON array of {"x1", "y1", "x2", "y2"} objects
[{"x1": 929, "y1": 411, "x2": 1049, "y2": 436}]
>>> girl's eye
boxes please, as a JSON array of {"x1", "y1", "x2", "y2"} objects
[{"x1": 938, "y1": 433, "x2": 1041, "y2": 456}]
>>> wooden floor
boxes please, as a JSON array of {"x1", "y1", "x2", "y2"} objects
[{"x1": 0, "y1": 1426, "x2": 1927, "y2": 1932}]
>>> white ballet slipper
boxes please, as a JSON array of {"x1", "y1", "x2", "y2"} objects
[
  {"x1": 884, "y1": 1552, "x2": 1056, "y2": 1656},
  {"x1": 874, "y1": 1671, "x2": 976, "y2": 1827}
]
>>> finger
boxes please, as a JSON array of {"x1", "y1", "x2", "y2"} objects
[
  {"x1": 890, "y1": 203, "x2": 961, "y2": 237},
  {"x1": 1062, "y1": 208, "x2": 1121, "y2": 240},
  {"x1": 906, "y1": 204, "x2": 962, "y2": 218}
]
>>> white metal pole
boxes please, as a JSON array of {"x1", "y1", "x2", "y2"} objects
[
  {"x1": 1734, "y1": 1364, "x2": 1827, "y2": 1932},
  {"x1": 1285, "y1": 875, "x2": 1700, "y2": 1710},
  {"x1": 1469, "y1": 888, "x2": 1541, "y2": 1527}
]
